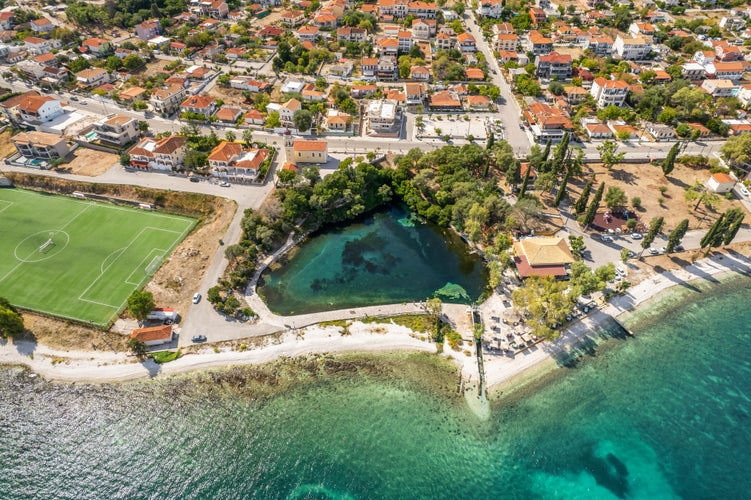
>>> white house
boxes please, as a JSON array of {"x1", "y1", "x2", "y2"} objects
[
  {"x1": 130, "y1": 325, "x2": 173, "y2": 346},
  {"x1": 613, "y1": 35, "x2": 652, "y2": 60},
  {"x1": 589, "y1": 78, "x2": 629, "y2": 108},
  {"x1": 706, "y1": 172, "x2": 736, "y2": 193}
]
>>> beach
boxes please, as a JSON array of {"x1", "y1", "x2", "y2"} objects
[{"x1": 2, "y1": 251, "x2": 750, "y2": 387}]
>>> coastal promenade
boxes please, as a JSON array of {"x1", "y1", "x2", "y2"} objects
[
  {"x1": 482, "y1": 251, "x2": 751, "y2": 391},
  {"x1": 2, "y1": 251, "x2": 749, "y2": 387}
]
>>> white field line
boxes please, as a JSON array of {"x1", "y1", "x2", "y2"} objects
[
  {"x1": 79, "y1": 226, "x2": 187, "y2": 310},
  {"x1": 105, "y1": 219, "x2": 195, "y2": 326},
  {"x1": 0, "y1": 203, "x2": 93, "y2": 284},
  {"x1": 124, "y1": 248, "x2": 168, "y2": 286},
  {"x1": 96, "y1": 202, "x2": 196, "y2": 224},
  {"x1": 0, "y1": 200, "x2": 13, "y2": 214}
]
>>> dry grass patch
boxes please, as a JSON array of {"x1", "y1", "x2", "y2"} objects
[
  {"x1": 567, "y1": 162, "x2": 749, "y2": 233},
  {"x1": 0, "y1": 130, "x2": 18, "y2": 158},
  {"x1": 62, "y1": 148, "x2": 118, "y2": 176}
]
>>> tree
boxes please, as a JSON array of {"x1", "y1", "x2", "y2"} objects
[
  {"x1": 225, "y1": 130, "x2": 236, "y2": 142},
  {"x1": 127, "y1": 338, "x2": 147, "y2": 359},
  {"x1": 106, "y1": 55, "x2": 122, "y2": 72},
  {"x1": 621, "y1": 247, "x2": 631, "y2": 262},
  {"x1": 518, "y1": 163, "x2": 532, "y2": 198},
  {"x1": 569, "y1": 261, "x2": 601, "y2": 295},
  {"x1": 119, "y1": 153, "x2": 130, "y2": 167},
  {"x1": 722, "y1": 208, "x2": 745, "y2": 246},
  {"x1": 721, "y1": 133, "x2": 751, "y2": 168},
  {"x1": 640, "y1": 216, "x2": 665, "y2": 256},
  {"x1": 568, "y1": 235, "x2": 586, "y2": 257},
  {"x1": 183, "y1": 149, "x2": 208, "y2": 171},
  {"x1": 0, "y1": 297, "x2": 23, "y2": 338},
  {"x1": 513, "y1": 197, "x2": 544, "y2": 232},
  {"x1": 293, "y1": 109, "x2": 313, "y2": 132},
  {"x1": 278, "y1": 169, "x2": 297, "y2": 185},
  {"x1": 553, "y1": 166, "x2": 572, "y2": 207},
  {"x1": 534, "y1": 171, "x2": 556, "y2": 193},
  {"x1": 605, "y1": 186, "x2": 627, "y2": 209},
  {"x1": 662, "y1": 142, "x2": 680, "y2": 176},
  {"x1": 242, "y1": 129, "x2": 253, "y2": 147},
  {"x1": 574, "y1": 175, "x2": 595, "y2": 214},
  {"x1": 594, "y1": 263, "x2": 616, "y2": 284},
  {"x1": 631, "y1": 197, "x2": 641, "y2": 209},
  {"x1": 425, "y1": 297, "x2": 443, "y2": 340},
  {"x1": 265, "y1": 111, "x2": 281, "y2": 128},
  {"x1": 597, "y1": 141, "x2": 625, "y2": 170},
  {"x1": 511, "y1": 276, "x2": 576, "y2": 340},
  {"x1": 548, "y1": 81, "x2": 564, "y2": 96},
  {"x1": 127, "y1": 290, "x2": 155, "y2": 321},
  {"x1": 666, "y1": 218, "x2": 689, "y2": 253},
  {"x1": 549, "y1": 133, "x2": 569, "y2": 174},
  {"x1": 581, "y1": 182, "x2": 605, "y2": 227},
  {"x1": 123, "y1": 54, "x2": 145, "y2": 71}
]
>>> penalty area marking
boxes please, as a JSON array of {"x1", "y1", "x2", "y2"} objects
[
  {"x1": 0, "y1": 200, "x2": 13, "y2": 214},
  {"x1": 124, "y1": 248, "x2": 167, "y2": 286}
]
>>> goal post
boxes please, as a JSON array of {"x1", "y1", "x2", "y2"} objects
[{"x1": 39, "y1": 238, "x2": 55, "y2": 253}]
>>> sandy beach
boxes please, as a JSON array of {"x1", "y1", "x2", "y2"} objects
[{"x1": 1, "y1": 252, "x2": 750, "y2": 387}]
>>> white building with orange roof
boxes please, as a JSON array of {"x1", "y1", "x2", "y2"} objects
[{"x1": 208, "y1": 141, "x2": 270, "y2": 183}]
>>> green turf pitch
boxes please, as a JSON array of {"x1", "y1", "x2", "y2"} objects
[{"x1": 0, "y1": 189, "x2": 195, "y2": 326}]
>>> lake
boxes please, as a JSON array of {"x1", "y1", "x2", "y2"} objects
[{"x1": 258, "y1": 204, "x2": 487, "y2": 315}]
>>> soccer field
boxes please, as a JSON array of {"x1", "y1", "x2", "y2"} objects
[{"x1": 0, "y1": 189, "x2": 195, "y2": 326}]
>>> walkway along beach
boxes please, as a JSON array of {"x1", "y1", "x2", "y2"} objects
[{"x1": 1, "y1": 252, "x2": 750, "y2": 388}]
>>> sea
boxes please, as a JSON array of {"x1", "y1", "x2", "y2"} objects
[{"x1": 1, "y1": 274, "x2": 751, "y2": 499}]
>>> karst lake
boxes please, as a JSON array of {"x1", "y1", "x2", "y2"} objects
[{"x1": 258, "y1": 205, "x2": 487, "y2": 315}]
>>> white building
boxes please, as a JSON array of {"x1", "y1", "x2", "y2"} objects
[
  {"x1": 613, "y1": 35, "x2": 652, "y2": 60},
  {"x1": 589, "y1": 78, "x2": 629, "y2": 108},
  {"x1": 367, "y1": 99, "x2": 400, "y2": 134}
]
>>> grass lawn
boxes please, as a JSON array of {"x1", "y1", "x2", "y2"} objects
[{"x1": 0, "y1": 188, "x2": 195, "y2": 326}]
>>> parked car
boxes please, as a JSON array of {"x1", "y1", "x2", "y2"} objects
[
  {"x1": 69, "y1": 95, "x2": 78, "y2": 101},
  {"x1": 191, "y1": 335, "x2": 207, "y2": 343},
  {"x1": 79, "y1": 100, "x2": 88, "y2": 104},
  {"x1": 631, "y1": 233, "x2": 643, "y2": 240},
  {"x1": 649, "y1": 248, "x2": 659, "y2": 255},
  {"x1": 219, "y1": 181, "x2": 230, "y2": 187},
  {"x1": 740, "y1": 186, "x2": 749, "y2": 197},
  {"x1": 192, "y1": 293, "x2": 201, "y2": 304},
  {"x1": 190, "y1": 177, "x2": 200, "y2": 183},
  {"x1": 601, "y1": 234, "x2": 613, "y2": 242}
]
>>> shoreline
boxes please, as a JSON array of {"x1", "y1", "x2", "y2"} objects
[{"x1": 1, "y1": 252, "x2": 750, "y2": 388}]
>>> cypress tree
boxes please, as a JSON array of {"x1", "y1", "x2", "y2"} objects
[
  {"x1": 574, "y1": 174, "x2": 595, "y2": 214},
  {"x1": 662, "y1": 142, "x2": 680, "y2": 176},
  {"x1": 541, "y1": 139, "x2": 552, "y2": 164},
  {"x1": 518, "y1": 163, "x2": 532, "y2": 198},
  {"x1": 550, "y1": 133, "x2": 569, "y2": 174},
  {"x1": 666, "y1": 218, "x2": 689, "y2": 253},
  {"x1": 723, "y1": 208, "x2": 745, "y2": 246},
  {"x1": 700, "y1": 214, "x2": 725, "y2": 249},
  {"x1": 486, "y1": 132, "x2": 495, "y2": 150},
  {"x1": 641, "y1": 216, "x2": 665, "y2": 255},
  {"x1": 581, "y1": 182, "x2": 605, "y2": 227},
  {"x1": 553, "y1": 153, "x2": 573, "y2": 208}
]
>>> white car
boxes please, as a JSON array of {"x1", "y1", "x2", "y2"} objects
[
  {"x1": 601, "y1": 234, "x2": 613, "y2": 242},
  {"x1": 192, "y1": 293, "x2": 201, "y2": 304},
  {"x1": 740, "y1": 186, "x2": 749, "y2": 197},
  {"x1": 649, "y1": 248, "x2": 659, "y2": 255},
  {"x1": 631, "y1": 233, "x2": 643, "y2": 240}
]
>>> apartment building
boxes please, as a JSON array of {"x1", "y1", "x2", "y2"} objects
[
  {"x1": 12, "y1": 131, "x2": 70, "y2": 160},
  {"x1": 589, "y1": 77, "x2": 629, "y2": 107},
  {"x1": 92, "y1": 114, "x2": 139, "y2": 145},
  {"x1": 128, "y1": 136, "x2": 186, "y2": 171}
]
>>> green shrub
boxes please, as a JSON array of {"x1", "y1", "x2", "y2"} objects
[{"x1": 150, "y1": 349, "x2": 181, "y2": 364}]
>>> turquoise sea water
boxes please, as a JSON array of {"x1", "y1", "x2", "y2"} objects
[
  {"x1": 258, "y1": 205, "x2": 487, "y2": 315},
  {"x1": 2, "y1": 275, "x2": 751, "y2": 499}
]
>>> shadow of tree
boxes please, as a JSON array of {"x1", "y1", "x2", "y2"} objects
[{"x1": 13, "y1": 330, "x2": 37, "y2": 357}]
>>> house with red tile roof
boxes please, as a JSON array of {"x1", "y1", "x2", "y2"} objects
[{"x1": 208, "y1": 141, "x2": 270, "y2": 182}]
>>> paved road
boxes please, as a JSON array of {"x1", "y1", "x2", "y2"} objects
[
  {"x1": 557, "y1": 200, "x2": 751, "y2": 272},
  {"x1": 465, "y1": 11, "x2": 532, "y2": 155}
]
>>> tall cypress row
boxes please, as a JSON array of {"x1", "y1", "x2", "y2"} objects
[
  {"x1": 581, "y1": 182, "x2": 605, "y2": 227},
  {"x1": 574, "y1": 174, "x2": 595, "y2": 214}
]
